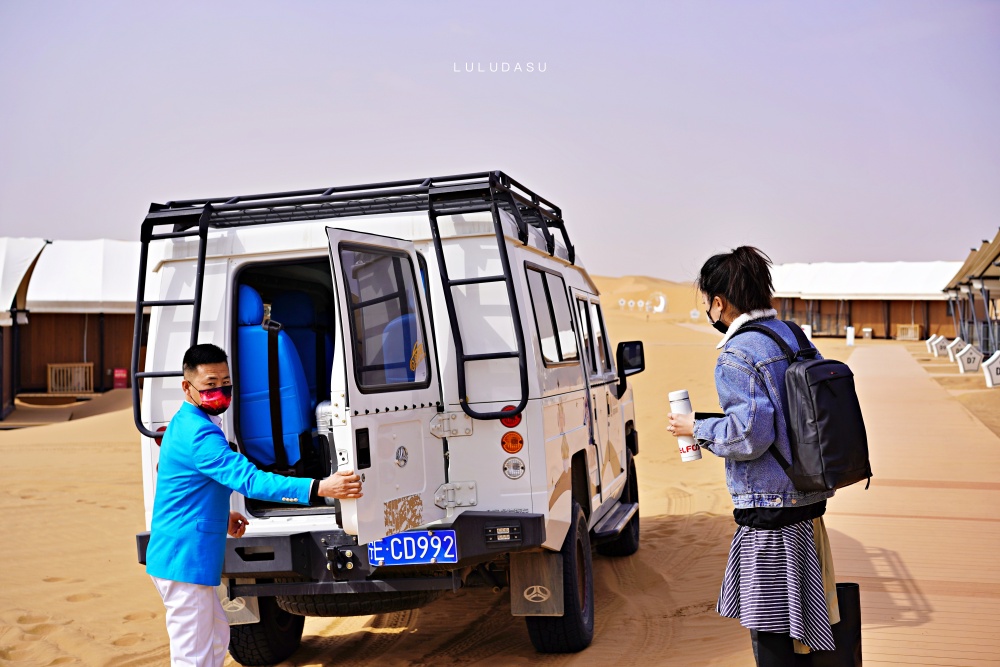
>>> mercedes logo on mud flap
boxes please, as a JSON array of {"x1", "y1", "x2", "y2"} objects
[
  {"x1": 523, "y1": 585, "x2": 551, "y2": 603},
  {"x1": 395, "y1": 446, "x2": 409, "y2": 468},
  {"x1": 221, "y1": 596, "x2": 246, "y2": 613}
]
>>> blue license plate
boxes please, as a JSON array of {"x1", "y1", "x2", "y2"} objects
[{"x1": 367, "y1": 530, "x2": 458, "y2": 567}]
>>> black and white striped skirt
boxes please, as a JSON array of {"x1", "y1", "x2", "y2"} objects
[{"x1": 717, "y1": 518, "x2": 836, "y2": 651}]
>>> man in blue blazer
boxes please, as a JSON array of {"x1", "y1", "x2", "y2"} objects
[{"x1": 146, "y1": 343, "x2": 361, "y2": 666}]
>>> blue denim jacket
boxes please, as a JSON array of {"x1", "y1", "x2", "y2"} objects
[{"x1": 693, "y1": 310, "x2": 835, "y2": 509}]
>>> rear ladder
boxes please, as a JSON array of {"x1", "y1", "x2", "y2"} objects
[
  {"x1": 426, "y1": 179, "x2": 561, "y2": 420},
  {"x1": 130, "y1": 206, "x2": 212, "y2": 438}
]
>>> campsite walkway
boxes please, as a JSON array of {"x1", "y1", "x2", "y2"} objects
[{"x1": 826, "y1": 344, "x2": 1000, "y2": 666}]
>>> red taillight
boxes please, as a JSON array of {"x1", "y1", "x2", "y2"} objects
[
  {"x1": 500, "y1": 405, "x2": 521, "y2": 428},
  {"x1": 154, "y1": 425, "x2": 167, "y2": 446}
]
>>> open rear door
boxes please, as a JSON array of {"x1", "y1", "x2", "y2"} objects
[{"x1": 327, "y1": 229, "x2": 446, "y2": 545}]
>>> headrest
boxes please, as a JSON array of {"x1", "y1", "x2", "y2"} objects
[
  {"x1": 271, "y1": 291, "x2": 316, "y2": 328},
  {"x1": 238, "y1": 285, "x2": 264, "y2": 326}
]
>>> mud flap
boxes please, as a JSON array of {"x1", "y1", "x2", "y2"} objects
[
  {"x1": 217, "y1": 579, "x2": 261, "y2": 625},
  {"x1": 510, "y1": 551, "x2": 564, "y2": 617}
]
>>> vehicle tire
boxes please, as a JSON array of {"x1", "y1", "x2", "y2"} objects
[
  {"x1": 596, "y1": 451, "x2": 640, "y2": 557},
  {"x1": 276, "y1": 590, "x2": 441, "y2": 617},
  {"x1": 525, "y1": 500, "x2": 595, "y2": 653},
  {"x1": 228, "y1": 596, "x2": 304, "y2": 666}
]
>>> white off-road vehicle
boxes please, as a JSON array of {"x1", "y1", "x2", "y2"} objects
[{"x1": 133, "y1": 171, "x2": 645, "y2": 665}]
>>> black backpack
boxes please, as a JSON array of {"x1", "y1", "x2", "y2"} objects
[{"x1": 732, "y1": 320, "x2": 872, "y2": 492}]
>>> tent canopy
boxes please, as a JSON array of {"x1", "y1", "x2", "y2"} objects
[
  {"x1": 0, "y1": 237, "x2": 48, "y2": 325},
  {"x1": 25, "y1": 239, "x2": 140, "y2": 314},
  {"x1": 772, "y1": 261, "x2": 963, "y2": 301}
]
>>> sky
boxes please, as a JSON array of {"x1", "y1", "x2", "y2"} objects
[{"x1": 1, "y1": 0, "x2": 998, "y2": 280}]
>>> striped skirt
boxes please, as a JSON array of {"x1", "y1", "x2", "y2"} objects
[{"x1": 717, "y1": 518, "x2": 836, "y2": 652}]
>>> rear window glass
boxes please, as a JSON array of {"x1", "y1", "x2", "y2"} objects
[{"x1": 339, "y1": 244, "x2": 430, "y2": 390}]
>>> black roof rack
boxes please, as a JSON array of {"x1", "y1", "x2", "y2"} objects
[
  {"x1": 131, "y1": 171, "x2": 572, "y2": 437},
  {"x1": 143, "y1": 170, "x2": 573, "y2": 257}
]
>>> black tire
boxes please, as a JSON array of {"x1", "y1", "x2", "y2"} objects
[
  {"x1": 525, "y1": 500, "x2": 595, "y2": 653},
  {"x1": 276, "y1": 590, "x2": 441, "y2": 617},
  {"x1": 596, "y1": 451, "x2": 640, "y2": 557},
  {"x1": 228, "y1": 596, "x2": 304, "y2": 666}
]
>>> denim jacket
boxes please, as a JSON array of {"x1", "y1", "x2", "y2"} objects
[{"x1": 693, "y1": 309, "x2": 835, "y2": 509}]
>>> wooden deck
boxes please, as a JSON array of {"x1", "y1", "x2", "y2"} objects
[{"x1": 826, "y1": 344, "x2": 1000, "y2": 666}]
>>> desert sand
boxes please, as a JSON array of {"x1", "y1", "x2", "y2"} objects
[{"x1": 1, "y1": 275, "x2": 998, "y2": 666}]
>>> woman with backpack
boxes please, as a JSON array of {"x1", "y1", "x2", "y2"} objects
[{"x1": 667, "y1": 246, "x2": 839, "y2": 666}]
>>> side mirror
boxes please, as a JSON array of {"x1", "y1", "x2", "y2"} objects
[{"x1": 615, "y1": 340, "x2": 644, "y2": 399}]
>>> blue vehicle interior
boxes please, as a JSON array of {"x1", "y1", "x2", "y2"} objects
[{"x1": 233, "y1": 260, "x2": 337, "y2": 513}]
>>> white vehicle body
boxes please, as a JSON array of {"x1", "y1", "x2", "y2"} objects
[{"x1": 134, "y1": 173, "x2": 644, "y2": 659}]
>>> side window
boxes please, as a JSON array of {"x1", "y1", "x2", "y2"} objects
[
  {"x1": 546, "y1": 273, "x2": 578, "y2": 362},
  {"x1": 589, "y1": 302, "x2": 613, "y2": 375},
  {"x1": 576, "y1": 298, "x2": 595, "y2": 375},
  {"x1": 526, "y1": 267, "x2": 579, "y2": 365},
  {"x1": 338, "y1": 244, "x2": 430, "y2": 390},
  {"x1": 526, "y1": 269, "x2": 558, "y2": 364}
]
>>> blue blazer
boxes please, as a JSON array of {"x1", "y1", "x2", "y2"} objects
[{"x1": 145, "y1": 401, "x2": 314, "y2": 586}]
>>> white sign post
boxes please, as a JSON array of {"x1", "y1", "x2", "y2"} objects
[
  {"x1": 982, "y1": 351, "x2": 1000, "y2": 389},
  {"x1": 801, "y1": 324, "x2": 813, "y2": 341},
  {"x1": 946, "y1": 337, "x2": 966, "y2": 363},
  {"x1": 925, "y1": 334, "x2": 941, "y2": 354},
  {"x1": 846, "y1": 326, "x2": 855, "y2": 347},
  {"x1": 931, "y1": 336, "x2": 950, "y2": 357},
  {"x1": 957, "y1": 344, "x2": 984, "y2": 374}
]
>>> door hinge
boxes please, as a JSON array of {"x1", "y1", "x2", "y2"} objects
[
  {"x1": 434, "y1": 481, "x2": 478, "y2": 513},
  {"x1": 429, "y1": 412, "x2": 473, "y2": 439}
]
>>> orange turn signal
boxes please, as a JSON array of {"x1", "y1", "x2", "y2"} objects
[{"x1": 501, "y1": 431, "x2": 524, "y2": 454}]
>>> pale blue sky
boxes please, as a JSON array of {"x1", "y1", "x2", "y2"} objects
[{"x1": 1, "y1": 0, "x2": 997, "y2": 279}]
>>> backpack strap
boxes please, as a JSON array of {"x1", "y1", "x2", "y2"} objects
[
  {"x1": 726, "y1": 320, "x2": 801, "y2": 472},
  {"x1": 730, "y1": 322, "x2": 797, "y2": 363},
  {"x1": 780, "y1": 320, "x2": 818, "y2": 359},
  {"x1": 266, "y1": 319, "x2": 290, "y2": 471}
]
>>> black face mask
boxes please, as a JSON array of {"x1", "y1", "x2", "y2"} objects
[{"x1": 707, "y1": 309, "x2": 729, "y2": 335}]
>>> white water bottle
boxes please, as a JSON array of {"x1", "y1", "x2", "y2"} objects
[{"x1": 668, "y1": 389, "x2": 702, "y2": 462}]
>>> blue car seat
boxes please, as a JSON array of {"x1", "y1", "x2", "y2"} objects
[
  {"x1": 382, "y1": 313, "x2": 419, "y2": 383},
  {"x1": 270, "y1": 291, "x2": 333, "y2": 407},
  {"x1": 236, "y1": 285, "x2": 311, "y2": 468}
]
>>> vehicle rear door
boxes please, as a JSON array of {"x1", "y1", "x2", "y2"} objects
[{"x1": 327, "y1": 229, "x2": 446, "y2": 545}]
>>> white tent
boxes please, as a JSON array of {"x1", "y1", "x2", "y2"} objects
[
  {"x1": 772, "y1": 261, "x2": 963, "y2": 301},
  {"x1": 25, "y1": 239, "x2": 141, "y2": 314},
  {"x1": 0, "y1": 237, "x2": 48, "y2": 326}
]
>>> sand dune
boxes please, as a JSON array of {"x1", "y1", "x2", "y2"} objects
[{"x1": 1, "y1": 283, "x2": 998, "y2": 666}]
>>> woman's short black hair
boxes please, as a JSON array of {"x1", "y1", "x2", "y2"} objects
[
  {"x1": 696, "y1": 246, "x2": 774, "y2": 313},
  {"x1": 182, "y1": 343, "x2": 229, "y2": 374}
]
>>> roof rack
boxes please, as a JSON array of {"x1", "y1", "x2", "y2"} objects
[
  {"x1": 131, "y1": 171, "x2": 571, "y2": 436},
  {"x1": 145, "y1": 171, "x2": 573, "y2": 258}
]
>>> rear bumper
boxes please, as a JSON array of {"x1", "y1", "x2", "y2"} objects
[{"x1": 135, "y1": 511, "x2": 544, "y2": 594}]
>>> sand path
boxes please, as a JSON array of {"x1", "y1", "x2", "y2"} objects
[{"x1": 1, "y1": 311, "x2": 998, "y2": 666}]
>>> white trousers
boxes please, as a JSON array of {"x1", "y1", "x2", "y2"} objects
[{"x1": 152, "y1": 576, "x2": 229, "y2": 667}]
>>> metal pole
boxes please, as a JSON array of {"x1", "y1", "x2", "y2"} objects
[
  {"x1": 980, "y1": 285, "x2": 997, "y2": 354},
  {"x1": 968, "y1": 290, "x2": 980, "y2": 348}
]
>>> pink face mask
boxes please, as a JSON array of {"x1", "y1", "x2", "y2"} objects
[{"x1": 195, "y1": 385, "x2": 233, "y2": 416}]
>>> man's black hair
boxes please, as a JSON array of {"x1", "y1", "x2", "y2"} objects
[
  {"x1": 696, "y1": 246, "x2": 774, "y2": 313},
  {"x1": 182, "y1": 343, "x2": 229, "y2": 374}
]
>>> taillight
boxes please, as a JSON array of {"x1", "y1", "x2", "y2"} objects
[
  {"x1": 154, "y1": 425, "x2": 167, "y2": 446},
  {"x1": 500, "y1": 405, "x2": 521, "y2": 428},
  {"x1": 501, "y1": 431, "x2": 524, "y2": 454}
]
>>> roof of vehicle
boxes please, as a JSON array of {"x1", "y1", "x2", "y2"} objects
[{"x1": 143, "y1": 171, "x2": 576, "y2": 265}]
